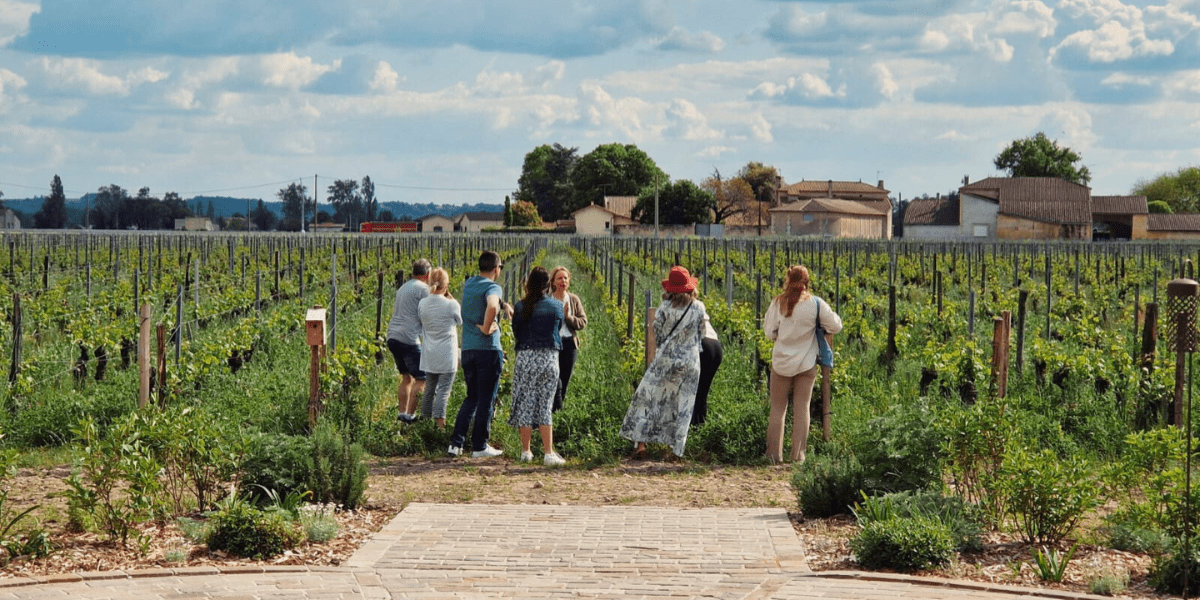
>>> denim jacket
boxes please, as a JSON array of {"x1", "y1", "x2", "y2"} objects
[{"x1": 513, "y1": 296, "x2": 564, "y2": 351}]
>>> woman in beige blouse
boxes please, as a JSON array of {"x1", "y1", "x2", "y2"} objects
[
  {"x1": 549, "y1": 266, "x2": 588, "y2": 412},
  {"x1": 763, "y1": 265, "x2": 842, "y2": 464}
]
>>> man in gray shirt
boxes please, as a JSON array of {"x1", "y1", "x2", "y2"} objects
[{"x1": 386, "y1": 258, "x2": 431, "y2": 422}]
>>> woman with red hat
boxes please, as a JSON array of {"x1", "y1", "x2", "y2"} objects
[{"x1": 620, "y1": 265, "x2": 710, "y2": 457}]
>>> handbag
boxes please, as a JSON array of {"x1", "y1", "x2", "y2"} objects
[{"x1": 813, "y1": 296, "x2": 834, "y2": 369}]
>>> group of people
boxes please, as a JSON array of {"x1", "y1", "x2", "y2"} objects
[{"x1": 385, "y1": 250, "x2": 841, "y2": 466}]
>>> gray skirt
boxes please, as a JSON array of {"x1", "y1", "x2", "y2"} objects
[{"x1": 508, "y1": 348, "x2": 559, "y2": 428}]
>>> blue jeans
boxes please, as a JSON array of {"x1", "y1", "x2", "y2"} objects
[{"x1": 450, "y1": 349, "x2": 503, "y2": 452}]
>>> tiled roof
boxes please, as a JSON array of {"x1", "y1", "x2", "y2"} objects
[
  {"x1": 603, "y1": 196, "x2": 637, "y2": 219},
  {"x1": 455, "y1": 211, "x2": 504, "y2": 222},
  {"x1": 1148, "y1": 213, "x2": 1200, "y2": 232},
  {"x1": 781, "y1": 180, "x2": 889, "y2": 195},
  {"x1": 418, "y1": 213, "x2": 452, "y2": 221},
  {"x1": 769, "y1": 198, "x2": 883, "y2": 216},
  {"x1": 960, "y1": 177, "x2": 1091, "y2": 225},
  {"x1": 1092, "y1": 195, "x2": 1148, "y2": 215},
  {"x1": 904, "y1": 197, "x2": 959, "y2": 226}
]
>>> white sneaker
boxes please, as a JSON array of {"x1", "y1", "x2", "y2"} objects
[
  {"x1": 447, "y1": 445, "x2": 462, "y2": 457},
  {"x1": 519, "y1": 450, "x2": 534, "y2": 462},
  {"x1": 543, "y1": 452, "x2": 565, "y2": 466},
  {"x1": 471, "y1": 445, "x2": 503, "y2": 458}
]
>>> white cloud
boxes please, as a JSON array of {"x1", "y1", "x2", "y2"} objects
[
  {"x1": 655, "y1": 26, "x2": 726, "y2": 53},
  {"x1": 936, "y1": 130, "x2": 974, "y2": 141},
  {"x1": 0, "y1": 0, "x2": 37, "y2": 46},
  {"x1": 667, "y1": 98, "x2": 722, "y2": 141},
  {"x1": 474, "y1": 69, "x2": 526, "y2": 97},
  {"x1": 698, "y1": 145, "x2": 734, "y2": 158},
  {"x1": 528, "y1": 61, "x2": 565, "y2": 90},
  {"x1": 368, "y1": 61, "x2": 401, "y2": 93},
  {"x1": 749, "y1": 112, "x2": 772, "y2": 143},
  {"x1": 258, "y1": 53, "x2": 336, "y2": 89},
  {"x1": 579, "y1": 81, "x2": 661, "y2": 142},
  {"x1": 1164, "y1": 70, "x2": 1200, "y2": 99},
  {"x1": 0, "y1": 67, "x2": 25, "y2": 110},
  {"x1": 31, "y1": 57, "x2": 150, "y2": 96},
  {"x1": 1054, "y1": 19, "x2": 1173, "y2": 62},
  {"x1": 873, "y1": 63, "x2": 899, "y2": 99}
]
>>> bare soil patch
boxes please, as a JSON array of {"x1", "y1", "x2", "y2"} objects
[{"x1": 0, "y1": 457, "x2": 1167, "y2": 598}]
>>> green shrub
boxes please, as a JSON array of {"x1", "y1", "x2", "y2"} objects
[
  {"x1": 240, "y1": 433, "x2": 313, "y2": 503},
  {"x1": 1089, "y1": 572, "x2": 1128, "y2": 596},
  {"x1": 299, "y1": 506, "x2": 339, "y2": 543},
  {"x1": 309, "y1": 423, "x2": 367, "y2": 509},
  {"x1": 997, "y1": 446, "x2": 1099, "y2": 544},
  {"x1": 205, "y1": 496, "x2": 301, "y2": 560},
  {"x1": 851, "y1": 516, "x2": 955, "y2": 572},
  {"x1": 850, "y1": 400, "x2": 944, "y2": 493},
  {"x1": 1102, "y1": 522, "x2": 1174, "y2": 555},
  {"x1": 1151, "y1": 546, "x2": 1200, "y2": 595},
  {"x1": 792, "y1": 444, "x2": 865, "y2": 518},
  {"x1": 867, "y1": 490, "x2": 985, "y2": 553}
]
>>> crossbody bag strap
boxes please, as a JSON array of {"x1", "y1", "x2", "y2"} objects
[{"x1": 661, "y1": 302, "x2": 695, "y2": 344}]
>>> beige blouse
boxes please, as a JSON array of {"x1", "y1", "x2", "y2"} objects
[{"x1": 763, "y1": 295, "x2": 843, "y2": 377}]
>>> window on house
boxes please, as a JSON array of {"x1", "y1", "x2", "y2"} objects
[
  {"x1": 973, "y1": 224, "x2": 988, "y2": 237},
  {"x1": 605, "y1": 221, "x2": 611, "y2": 230},
  {"x1": 803, "y1": 214, "x2": 814, "y2": 223}
]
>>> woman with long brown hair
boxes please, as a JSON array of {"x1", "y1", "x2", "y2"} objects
[
  {"x1": 508, "y1": 266, "x2": 567, "y2": 466},
  {"x1": 763, "y1": 265, "x2": 842, "y2": 464}
]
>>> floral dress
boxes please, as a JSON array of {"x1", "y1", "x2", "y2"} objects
[{"x1": 619, "y1": 299, "x2": 708, "y2": 456}]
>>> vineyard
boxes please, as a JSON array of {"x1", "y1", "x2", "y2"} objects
[{"x1": 3, "y1": 230, "x2": 1200, "y2": 593}]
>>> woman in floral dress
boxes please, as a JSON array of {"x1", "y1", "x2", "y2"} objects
[
  {"x1": 620, "y1": 265, "x2": 709, "y2": 457},
  {"x1": 508, "y1": 266, "x2": 567, "y2": 466}
]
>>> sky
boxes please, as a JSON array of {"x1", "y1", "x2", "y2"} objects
[{"x1": 1, "y1": 0, "x2": 1199, "y2": 207}]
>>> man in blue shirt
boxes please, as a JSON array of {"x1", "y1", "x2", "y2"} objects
[{"x1": 449, "y1": 250, "x2": 512, "y2": 457}]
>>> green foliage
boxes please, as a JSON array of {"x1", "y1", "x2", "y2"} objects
[
  {"x1": 205, "y1": 495, "x2": 301, "y2": 560},
  {"x1": 856, "y1": 490, "x2": 985, "y2": 553},
  {"x1": 515, "y1": 143, "x2": 578, "y2": 221},
  {"x1": 1148, "y1": 200, "x2": 1173, "y2": 214},
  {"x1": 851, "y1": 516, "x2": 955, "y2": 572},
  {"x1": 1031, "y1": 543, "x2": 1077, "y2": 582},
  {"x1": 133, "y1": 406, "x2": 243, "y2": 514},
  {"x1": 511, "y1": 200, "x2": 542, "y2": 227},
  {"x1": 240, "y1": 424, "x2": 367, "y2": 510},
  {"x1": 993, "y1": 131, "x2": 1091, "y2": 185},
  {"x1": 1134, "y1": 166, "x2": 1200, "y2": 214},
  {"x1": 569, "y1": 143, "x2": 668, "y2": 213},
  {"x1": 1089, "y1": 572, "x2": 1128, "y2": 596},
  {"x1": 792, "y1": 444, "x2": 865, "y2": 518},
  {"x1": 65, "y1": 416, "x2": 163, "y2": 548},
  {"x1": 240, "y1": 433, "x2": 313, "y2": 503},
  {"x1": 1101, "y1": 521, "x2": 1174, "y2": 555},
  {"x1": 997, "y1": 446, "x2": 1099, "y2": 544},
  {"x1": 849, "y1": 400, "x2": 944, "y2": 494},
  {"x1": 299, "y1": 505, "x2": 339, "y2": 543},
  {"x1": 309, "y1": 422, "x2": 368, "y2": 510},
  {"x1": 632, "y1": 179, "x2": 714, "y2": 225},
  {"x1": 1151, "y1": 545, "x2": 1200, "y2": 595}
]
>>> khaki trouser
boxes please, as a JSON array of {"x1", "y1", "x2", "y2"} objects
[{"x1": 767, "y1": 367, "x2": 818, "y2": 463}]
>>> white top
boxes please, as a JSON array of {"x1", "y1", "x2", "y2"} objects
[
  {"x1": 386, "y1": 278, "x2": 430, "y2": 345},
  {"x1": 763, "y1": 295, "x2": 843, "y2": 377},
  {"x1": 418, "y1": 294, "x2": 462, "y2": 374}
]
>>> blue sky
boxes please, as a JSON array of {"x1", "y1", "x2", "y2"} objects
[{"x1": 1, "y1": 0, "x2": 1198, "y2": 206}]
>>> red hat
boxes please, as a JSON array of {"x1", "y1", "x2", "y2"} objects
[{"x1": 662, "y1": 266, "x2": 697, "y2": 294}]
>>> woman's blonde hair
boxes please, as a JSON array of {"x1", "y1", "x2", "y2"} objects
[
  {"x1": 549, "y1": 266, "x2": 571, "y2": 293},
  {"x1": 775, "y1": 265, "x2": 810, "y2": 317},
  {"x1": 428, "y1": 267, "x2": 451, "y2": 296}
]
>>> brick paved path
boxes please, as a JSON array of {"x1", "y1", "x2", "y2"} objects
[{"x1": 0, "y1": 504, "x2": 1109, "y2": 599}]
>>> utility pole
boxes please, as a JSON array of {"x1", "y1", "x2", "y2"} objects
[
  {"x1": 652, "y1": 172, "x2": 662, "y2": 237},
  {"x1": 313, "y1": 174, "x2": 319, "y2": 233},
  {"x1": 246, "y1": 199, "x2": 250, "y2": 232}
]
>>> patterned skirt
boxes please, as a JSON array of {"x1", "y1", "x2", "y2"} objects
[{"x1": 508, "y1": 348, "x2": 560, "y2": 428}]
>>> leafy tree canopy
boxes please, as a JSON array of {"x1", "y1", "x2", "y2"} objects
[
  {"x1": 702, "y1": 169, "x2": 755, "y2": 224},
  {"x1": 515, "y1": 143, "x2": 578, "y2": 222},
  {"x1": 511, "y1": 200, "x2": 542, "y2": 227},
  {"x1": 570, "y1": 143, "x2": 668, "y2": 215},
  {"x1": 33, "y1": 175, "x2": 67, "y2": 229},
  {"x1": 737, "y1": 161, "x2": 780, "y2": 204},
  {"x1": 632, "y1": 179, "x2": 714, "y2": 226},
  {"x1": 1134, "y1": 166, "x2": 1200, "y2": 214},
  {"x1": 994, "y1": 132, "x2": 1091, "y2": 185}
]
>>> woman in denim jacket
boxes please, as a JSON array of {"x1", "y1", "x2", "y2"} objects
[{"x1": 508, "y1": 266, "x2": 566, "y2": 466}]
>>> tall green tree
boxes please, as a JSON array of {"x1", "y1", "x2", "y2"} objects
[
  {"x1": 92, "y1": 184, "x2": 128, "y2": 229},
  {"x1": 994, "y1": 132, "x2": 1092, "y2": 185},
  {"x1": 327, "y1": 179, "x2": 362, "y2": 227},
  {"x1": 251, "y1": 199, "x2": 276, "y2": 231},
  {"x1": 277, "y1": 183, "x2": 309, "y2": 231},
  {"x1": 161, "y1": 192, "x2": 189, "y2": 229},
  {"x1": 569, "y1": 143, "x2": 668, "y2": 215},
  {"x1": 361, "y1": 176, "x2": 376, "y2": 221},
  {"x1": 737, "y1": 161, "x2": 780, "y2": 205},
  {"x1": 1134, "y1": 166, "x2": 1200, "y2": 214},
  {"x1": 34, "y1": 175, "x2": 67, "y2": 229},
  {"x1": 503, "y1": 195, "x2": 513, "y2": 227},
  {"x1": 515, "y1": 143, "x2": 578, "y2": 222},
  {"x1": 632, "y1": 179, "x2": 714, "y2": 226}
]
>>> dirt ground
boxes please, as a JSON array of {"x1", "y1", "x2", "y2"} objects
[{"x1": 0, "y1": 456, "x2": 1167, "y2": 599}]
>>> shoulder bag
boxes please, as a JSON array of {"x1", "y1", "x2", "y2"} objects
[{"x1": 813, "y1": 296, "x2": 833, "y2": 369}]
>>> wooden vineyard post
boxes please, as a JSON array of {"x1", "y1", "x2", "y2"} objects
[
  {"x1": 644, "y1": 299, "x2": 657, "y2": 368},
  {"x1": 156, "y1": 324, "x2": 167, "y2": 404},
  {"x1": 138, "y1": 304, "x2": 151, "y2": 408},
  {"x1": 306, "y1": 306, "x2": 328, "y2": 430},
  {"x1": 7, "y1": 293, "x2": 20, "y2": 387},
  {"x1": 992, "y1": 310, "x2": 1012, "y2": 398}
]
